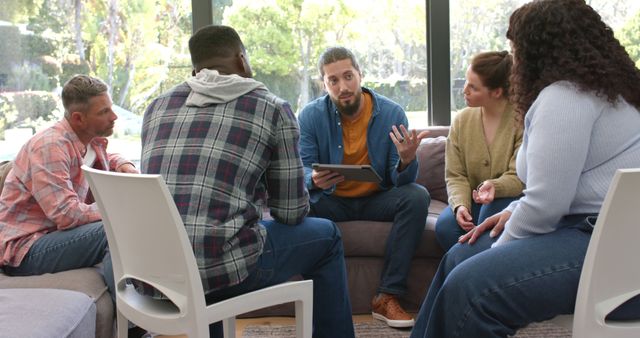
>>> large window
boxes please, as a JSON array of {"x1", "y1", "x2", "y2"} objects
[
  {"x1": 449, "y1": 0, "x2": 640, "y2": 120},
  {"x1": 0, "y1": 0, "x2": 428, "y2": 164},
  {"x1": 0, "y1": 0, "x2": 193, "y2": 163},
  {"x1": 220, "y1": 0, "x2": 428, "y2": 127},
  {"x1": 2, "y1": 0, "x2": 639, "y2": 163}
]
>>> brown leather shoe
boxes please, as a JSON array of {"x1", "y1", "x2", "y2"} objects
[{"x1": 371, "y1": 293, "x2": 415, "y2": 328}]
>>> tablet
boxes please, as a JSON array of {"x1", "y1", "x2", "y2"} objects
[{"x1": 312, "y1": 163, "x2": 382, "y2": 183}]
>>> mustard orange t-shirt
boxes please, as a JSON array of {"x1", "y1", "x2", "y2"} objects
[{"x1": 335, "y1": 92, "x2": 380, "y2": 198}]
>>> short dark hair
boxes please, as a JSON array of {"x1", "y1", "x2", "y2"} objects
[
  {"x1": 188, "y1": 25, "x2": 245, "y2": 68},
  {"x1": 471, "y1": 51, "x2": 512, "y2": 97},
  {"x1": 317, "y1": 46, "x2": 361, "y2": 78},
  {"x1": 61, "y1": 74, "x2": 108, "y2": 118}
]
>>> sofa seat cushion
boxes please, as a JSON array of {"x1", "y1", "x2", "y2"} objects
[
  {"x1": 0, "y1": 267, "x2": 113, "y2": 338},
  {"x1": 426, "y1": 199, "x2": 447, "y2": 231},
  {"x1": 0, "y1": 288, "x2": 96, "y2": 338}
]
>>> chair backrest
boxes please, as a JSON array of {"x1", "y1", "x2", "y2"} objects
[
  {"x1": 81, "y1": 165, "x2": 207, "y2": 313},
  {"x1": 573, "y1": 168, "x2": 640, "y2": 337}
]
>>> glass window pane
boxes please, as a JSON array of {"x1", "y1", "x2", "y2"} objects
[
  {"x1": 224, "y1": 0, "x2": 428, "y2": 128},
  {"x1": 0, "y1": 0, "x2": 192, "y2": 164},
  {"x1": 449, "y1": 0, "x2": 640, "y2": 121}
]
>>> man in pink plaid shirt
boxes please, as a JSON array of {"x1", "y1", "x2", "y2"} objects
[{"x1": 0, "y1": 75, "x2": 137, "y2": 301}]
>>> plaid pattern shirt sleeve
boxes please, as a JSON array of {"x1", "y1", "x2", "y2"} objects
[{"x1": 265, "y1": 101, "x2": 310, "y2": 224}]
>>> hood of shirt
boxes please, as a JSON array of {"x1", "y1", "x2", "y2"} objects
[{"x1": 185, "y1": 68, "x2": 267, "y2": 106}]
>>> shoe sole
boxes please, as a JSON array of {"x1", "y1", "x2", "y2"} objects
[{"x1": 372, "y1": 312, "x2": 415, "y2": 328}]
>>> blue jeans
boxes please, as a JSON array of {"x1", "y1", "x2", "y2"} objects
[
  {"x1": 205, "y1": 217, "x2": 355, "y2": 338},
  {"x1": 309, "y1": 183, "x2": 430, "y2": 295},
  {"x1": 411, "y1": 214, "x2": 640, "y2": 338},
  {"x1": 435, "y1": 197, "x2": 517, "y2": 251},
  {"x1": 3, "y1": 221, "x2": 114, "y2": 302}
]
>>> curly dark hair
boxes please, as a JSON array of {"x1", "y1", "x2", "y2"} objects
[{"x1": 506, "y1": 0, "x2": 640, "y2": 121}]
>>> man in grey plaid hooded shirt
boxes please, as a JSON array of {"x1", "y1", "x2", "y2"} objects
[{"x1": 140, "y1": 25, "x2": 355, "y2": 338}]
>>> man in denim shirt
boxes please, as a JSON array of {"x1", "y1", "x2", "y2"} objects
[{"x1": 298, "y1": 46, "x2": 431, "y2": 328}]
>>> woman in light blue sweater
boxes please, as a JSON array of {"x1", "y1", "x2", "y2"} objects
[{"x1": 411, "y1": 1, "x2": 640, "y2": 337}]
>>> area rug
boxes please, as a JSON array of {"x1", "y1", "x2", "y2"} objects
[
  {"x1": 242, "y1": 320, "x2": 571, "y2": 337},
  {"x1": 243, "y1": 322, "x2": 410, "y2": 338}
]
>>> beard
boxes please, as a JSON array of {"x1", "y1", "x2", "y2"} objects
[
  {"x1": 96, "y1": 125, "x2": 115, "y2": 137},
  {"x1": 332, "y1": 90, "x2": 362, "y2": 117},
  {"x1": 102, "y1": 128, "x2": 114, "y2": 137}
]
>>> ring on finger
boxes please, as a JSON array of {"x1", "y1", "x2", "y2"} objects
[{"x1": 398, "y1": 137, "x2": 405, "y2": 143}]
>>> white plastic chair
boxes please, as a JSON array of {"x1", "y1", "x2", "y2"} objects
[
  {"x1": 551, "y1": 168, "x2": 640, "y2": 337},
  {"x1": 81, "y1": 165, "x2": 313, "y2": 338}
]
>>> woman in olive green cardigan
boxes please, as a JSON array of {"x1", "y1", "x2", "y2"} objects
[{"x1": 435, "y1": 51, "x2": 524, "y2": 251}]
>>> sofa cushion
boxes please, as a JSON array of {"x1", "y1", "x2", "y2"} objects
[
  {"x1": 426, "y1": 199, "x2": 448, "y2": 233},
  {"x1": 0, "y1": 288, "x2": 96, "y2": 338},
  {"x1": 418, "y1": 125, "x2": 450, "y2": 139},
  {"x1": 416, "y1": 136, "x2": 447, "y2": 203},
  {"x1": 0, "y1": 267, "x2": 113, "y2": 338}
]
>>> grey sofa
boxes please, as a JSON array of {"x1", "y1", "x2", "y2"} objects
[
  {"x1": 0, "y1": 288, "x2": 97, "y2": 337},
  {"x1": 244, "y1": 125, "x2": 450, "y2": 317},
  {"x1": 0, "y1": 161, "x2": 114, "y2": 338},
  {"x1": 0, "y1": 125, "x2": 450, "y2": 329}
]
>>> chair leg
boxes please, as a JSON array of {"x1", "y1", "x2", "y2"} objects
[
  {"x1": 223, "y1": 317, "x2": 236, "y2": 338},
  {"x1": 117, "y1": 310, "x2": 128, "y2": 338},
  {"x1": 295, "y1": 298, "x2": 313, "y2": 338}
]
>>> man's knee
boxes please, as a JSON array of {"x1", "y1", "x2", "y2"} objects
[
  {"x1": 304, "y1": 217, "x2": 345, "y2": 260},
  {"x1": 399, "y1": 183, "x2": 430, "y2": 208},
  {"x1": 395, "y1": 184, "x2": 430, "y2": 223},
  {"x1": 304, "y1": 217, "x2": 343, "y2": 240},
  {"x1": 82, "y1": 222, "x2": 109, "y2": 250}
]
